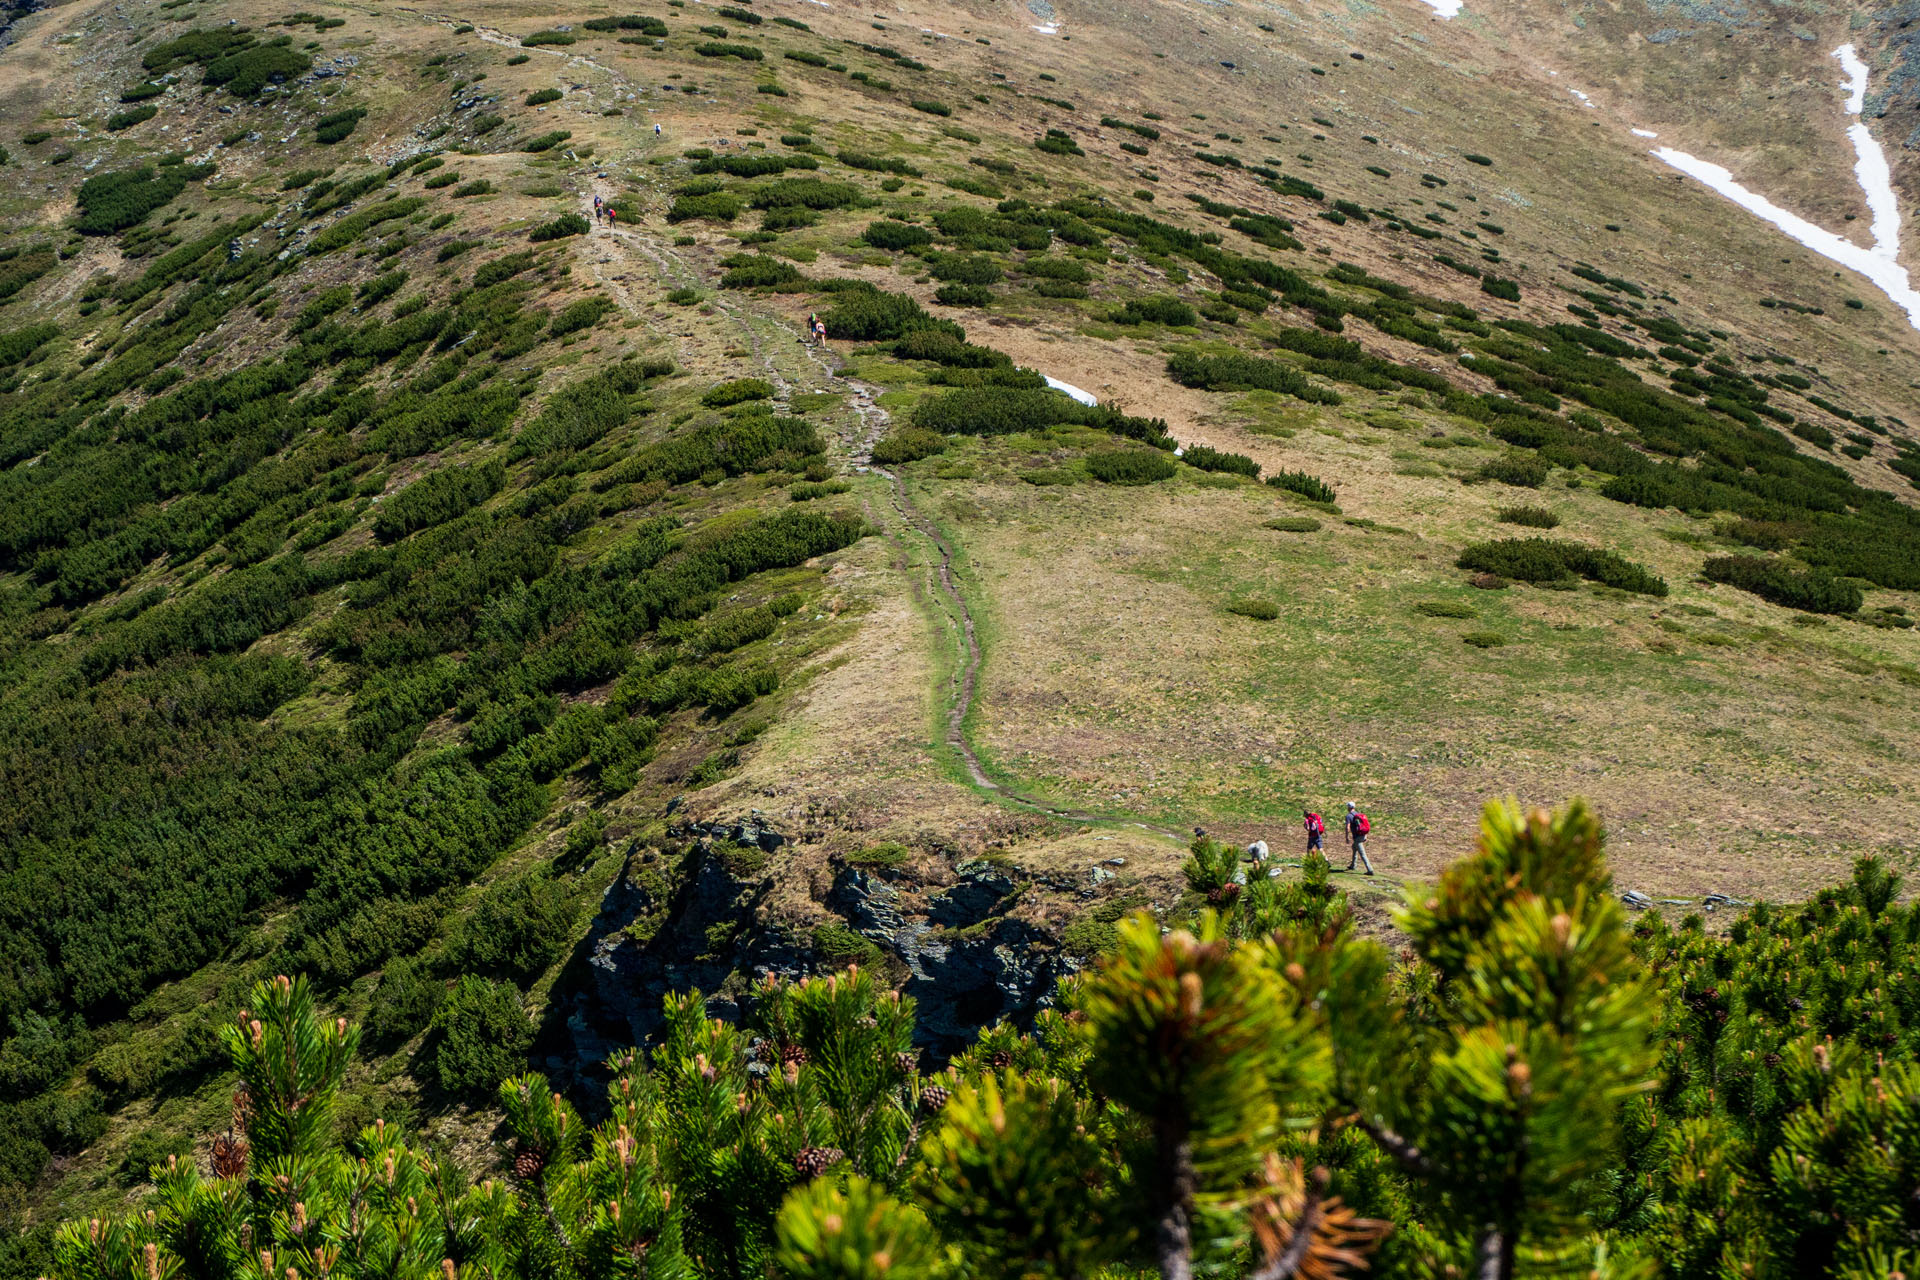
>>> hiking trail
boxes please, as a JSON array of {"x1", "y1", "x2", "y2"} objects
[{"x1": 571, "y1": 197, "x2": 1187, "y2": 841}]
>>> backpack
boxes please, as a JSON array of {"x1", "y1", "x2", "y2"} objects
[
  {"x1": 1305, "y1": 813, "x2": 1324, "y2": 835},
  {"x1": 1354, "y1": 812, "x2": 1371, "y2": 837}
]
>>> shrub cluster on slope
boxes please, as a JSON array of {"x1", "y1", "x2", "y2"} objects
[{"x1": 46, "y1": 806, "x2": 1917, "y2": 1279}]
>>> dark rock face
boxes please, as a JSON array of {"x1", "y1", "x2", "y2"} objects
[{"x1": 568, "y1": 822, "x2": 1070, "y2": 1070}]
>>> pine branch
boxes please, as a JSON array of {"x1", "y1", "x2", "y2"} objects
[
  {"x1": 1353, "y1": 1115, "x2": 1435, "y2": 1177},
  {"x1": 534, "y1": 1177, "x2": 574, "y2": 1253},
  {"x1": 1245, "y1": 1186, "x2": 1324, "y2": 1280}
]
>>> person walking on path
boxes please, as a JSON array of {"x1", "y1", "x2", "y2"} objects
[
  {"x1": 1344, "y1": 801, "x2": 1373, "y2": 875},
  {"x1": 1303, "y1": 809, "x2": 1326, "y2": 857}
]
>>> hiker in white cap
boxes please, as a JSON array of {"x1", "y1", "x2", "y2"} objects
[{"x1": 1344, "y1": 801, "x2": 1374, "y2": 875}]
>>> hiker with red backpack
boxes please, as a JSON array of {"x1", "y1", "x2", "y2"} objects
[
  {"x1": 1344, "y1": 801, "x2": 1374, "y2": 876},
  {"x1": 1303, "y1": 809, "x2": 1326, "y2": 855}
]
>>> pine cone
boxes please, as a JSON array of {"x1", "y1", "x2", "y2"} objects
[
  {"x1": 513, "y1": 1148, "x2": 545, "y2": 1181},
  {"x1": 986, "y1": 1050, "x2": 1012, "y2": 1069},
  {"x1": 793, "y1": 1147, "x2": 842, "y2": 1178},
  {"x1": 230, "y1": 1087, "x2": 254, "y2": 1136},
  {"x1": 211, "y1": 1132, "x2": 249, "y2": 1180},
  {"x1": 780, "y1": 1043, "x2": 808, "y2": 1067},
  {"x1": 919, "y1": 1086, "x2": 950, "y2": 1114},
  {"x1": 893, "y1": 1051, "x2": 918, "y2": 1074}
]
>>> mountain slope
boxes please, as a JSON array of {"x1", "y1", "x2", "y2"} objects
[{"x1": 0, "y1": 0, "x2": 1915, "y2": 1252}]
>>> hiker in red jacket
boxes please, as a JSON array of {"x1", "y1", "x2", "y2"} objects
[
  {"x1": 1303, "y1": 809, "x2": 1325, "y2": 855},
  {"x1": 1344, "y1": 801, "x2": 1374, "y2": 875}
]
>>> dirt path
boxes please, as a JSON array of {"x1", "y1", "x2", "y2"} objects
[{"x1": 566, "y1": 193, "x2": 1187, "y2": 838}]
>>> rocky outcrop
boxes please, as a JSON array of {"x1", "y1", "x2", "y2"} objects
[
  {"x1": 563, "y1": 820, "x2": 1078, "y2": 1072},
  {"x1": 827, "y1": 862, "x2": 1071, "y2": 1054}
]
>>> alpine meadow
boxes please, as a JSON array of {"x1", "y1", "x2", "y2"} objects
[{"x1": 0, "y1": 0, "x2": 1916, "y2": 1273}]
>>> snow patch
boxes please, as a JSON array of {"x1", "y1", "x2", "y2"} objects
[
  {"x1": 1642, "y1": 43, "x2": 1918, "y2": 330},
  {"x1": 1836, "y1": 42, "x2": 1869, "y2": 115},
  {"x1": 1043, "y1": 375, "x2": 1099, "y2": 406},
  {"x1": 1416, "y1": 0, "x2": 1461, "y2": 16},
  {"x1": 1631, "y1": 128, "x2": 1658, "y2": 138},
  {"x1": 1650, "y1": 147, "x2": 1920, "y2": 328},
  {"x1": 1031, "y1": 22, "x2": 1059, "y2": 32},
  {"x1": 1569, "y1": 88, "x2": 1595, "y2": 107}
]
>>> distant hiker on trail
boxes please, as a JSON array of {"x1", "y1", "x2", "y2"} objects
[
  {"x1": 1246, "y1": 839, "x2": 1269, "y2": 868},
  {"x1": 1344, "y1": 801, "x2": 1374, "y2": 876},
  {"x1": 607, "y1": 206, "x2": 617, "y2": 228},
  {"x1": 1303, "y1": 809, "x2": 1325, "y2": 855},
  {"x1": 805, "y1": 312, "x2": 818, "y2": 342},
  {"x1": 813, "y1": 318, "x2": 826, "y2": 346},
  {"x1": 654, "y1": 123, "x2": 662, "y2": 136},
  {"x1": 593, "y1": 194, "x2": 602, "y2": 214}
]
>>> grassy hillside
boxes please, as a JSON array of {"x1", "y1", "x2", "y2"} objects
[{"x1": 0, "y1": 0, "x2": 1915, "y2": 1259}]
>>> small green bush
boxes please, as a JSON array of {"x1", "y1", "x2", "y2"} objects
[
  {"x1": 432, "y1": 976, "x2": 533, "y2": 1097},
  {"x1": 1480, "y1": 275, "x2": 1521, "y2": 302},
  {"x1": 911, "y1": 99, "x2": 952, "y2": 116},
  {"x1": 1463, "y1": 153, "x2": 1494, "y2": 166},
  {"x1": 457, "y1": 871, "x2": 575, "y2": 980},
  {"x1": 870, "y1": 427, "x2": 948, "y2": 464},
  {"x1": 526, "y1": 87, "x2": 563, "y2": 105},
  {"x1": 1227, "y1": 598, "x2": 1281, "y2": 620},
  {"x1": 702, "y1": 377, "x2": 776, "y2": 408},
  {"x1": 668, "y1": 191, "x2": 743, "y2": 223},
  {"x1": 934, "y1": 283, "x2": 994, "y2": 306},
  {"x1": 529, "y1": 212, "x2": 590, "y2": 241},
  {"x1": 551, "y1": 296, "x2": 615, "y2": 336},
  {"x1": 823, "y1": 288, "x2": 956, "y2": 340},
  {"x1": 1266, "y1": 470, "x2": 1336, "y2": 504},
  {"x1": 1702, "y1": 555, "x2": 1862, "y2": 615},
  {"x1": 1457, "y1": 537, "x2": 1667, "y2": 596},
  {"x1": 930, "y1": 253, "x2": 1004, "y2": 286},
  {"x1": 1035, "y1": 129, "x2": 1084, "y2": 156},
  {"x1": 73, "y1": 164, "x2": 208, "y2": 235},
  {"x1": 1110, "y1": 296, "x2": 1195, "y2": 326},
  {"x1": 1169, "y1": 353, "x2": 1341, "y2": 405},
  {"x1": 1476, "y1": 454, "x2": 1550, "y2": 488},
  {"x1": 451, "y1": 179, "x2": 493, "y2": 198},
  {"x1": 1086, "y1": 448, "x2": 1176, "y2": 485},
  {"x1": 363, "y1": 957, "x2": 443, "y2": 1046},
  {"x1": 812, "y1": 924, "x2": 882, "y2": 969},
  {"x1": 523, "y1": 29, "x2": 576, "y2": 45},
  {"x1": 719, "y1": 255, "x2": 801, "y2": 288},
  {"x1": 105, "y1": 105, "x2": 159, "y2": 131},
  {"x1": 1263, "y1": 517, "x2": 1322, "y2": 533},
  {"x1": 1497, "y1": 505, "x2": 1560, "y2": 528},
  {"x1": 1181, "y1": 445, "x2": 1259, "y2": 478},
  {"x1": 1461, "y1": 631, "x2": 1507, "y2": 647},
  {"x1": 695, "y1": 40, "x2": 762, "y2": 59},
  {"x1": 1415, "y1": 600, "x2": 1477, "y2": 618},
  {"x1": 861, "y1": 219, "x2": 933, "y2": 250}
]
